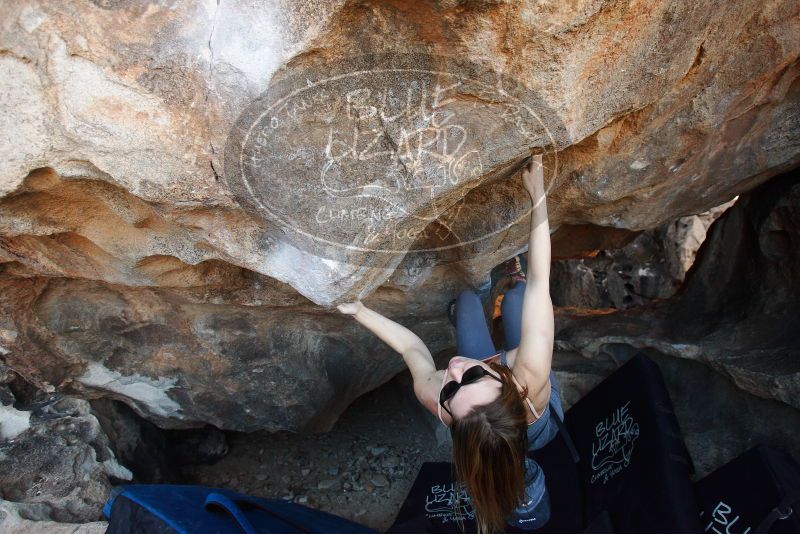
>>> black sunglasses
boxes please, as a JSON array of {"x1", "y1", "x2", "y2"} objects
[{"x1": 439, "y1": 365, "x2": 502, "y2": 419}]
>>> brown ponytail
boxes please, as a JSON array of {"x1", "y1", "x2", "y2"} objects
[{"x1": 449, "y1": 362, "x2": 531, "y2": 534}]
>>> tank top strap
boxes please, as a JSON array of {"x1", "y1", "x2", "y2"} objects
[
  {"x1": 525, "y1": 396, "x2": 542, "y2": 420},
  {"x1": 501, "y1": 349, "x2": 550, "y2": 422},
  {"x1": 505, "y1": 360, "x2": 543, "y2": 421},
  {"x1": 500, "y1": 349, "x2": 509, "y2": 367}
]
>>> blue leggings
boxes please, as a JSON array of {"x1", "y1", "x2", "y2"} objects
[{"x1": 455, "y1": 281, "x2": 526, "y2": 359}]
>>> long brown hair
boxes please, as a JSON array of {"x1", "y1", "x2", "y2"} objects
[{"x1": 450, "y1": 361, "x2": 530, "y2": 534}]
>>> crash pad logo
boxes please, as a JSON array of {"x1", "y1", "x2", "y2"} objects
[
  {"x1": 700, "y1": 501, "x2": 752, "y2": 534},
  {"x1": 224, "y1": 52, "x2": 565, "y2": 265},
  {"x1": 425, "y1": 483, "x2": 475, "y2": 523},
  {"x1": 590, "y1": 400, "x2": 640, "y2": 485}
]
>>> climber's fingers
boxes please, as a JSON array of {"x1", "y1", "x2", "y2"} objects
[{"x1": 337, "y1": 301, "x2": 364, "y2": 315}]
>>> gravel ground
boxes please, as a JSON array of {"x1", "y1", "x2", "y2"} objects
[{"x1": 180, "y1": 369, "x2": 451, "y2": 532}]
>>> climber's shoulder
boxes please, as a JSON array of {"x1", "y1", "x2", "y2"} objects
[{"x1": 413, "y1": 369, "x2": 447, "y2": 416}]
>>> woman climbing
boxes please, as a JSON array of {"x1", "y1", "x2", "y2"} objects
[{"x1": 337, "y1": 154, "x2": 561, "y2": 533}]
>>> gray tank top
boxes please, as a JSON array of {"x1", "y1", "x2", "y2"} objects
[{"x1": 499, "y1": 349, "x2": 563, "y2": 450}]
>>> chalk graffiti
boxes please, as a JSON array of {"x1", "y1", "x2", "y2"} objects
[
  {"x1": 317, "y1": 82, "x2": 482, "y2": 219},
  {"x1": 224, "y1": 52, "x2": 565, "y2": 264},
  {"x1": 699, "y1": 501, "x2": 752, "y2": 534},
  {"x1": 424, "y1": 482, "x2": 475, "y2": 523}
]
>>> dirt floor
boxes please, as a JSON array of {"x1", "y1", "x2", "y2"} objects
[{"x1": 181, "y1": 367, "x2": 450, "y2": 532}]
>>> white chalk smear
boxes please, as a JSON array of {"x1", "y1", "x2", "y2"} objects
[
  {"x1": 0, "y1": 403, "x2": 31, "y2": 440},
  {"x1": 79, "y1": 362, "x2": 182, "y2": 418},
  {"x1": 103, "y1": 458, "x2": 133, "y2": 481}
]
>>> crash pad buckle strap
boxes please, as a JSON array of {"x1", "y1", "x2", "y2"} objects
[
  {"x1": 523, "y1": 400, "x2": 579, "y2": 464},
  {"x1": 753, "y1": 491, "x2": 800, "y2": 534},
  {"x1": 524, "y1": 400, "x2": 586, "y2": 529},
  {"x1": 205, "y1": 493, "x2": 257, "y2": 534},
  {"x1": 550, "y1": 399, "x2": 580, "y2": 464},
  {"x1": 551, "y1": 398, "x2": 587, "y2": 532},
  {"x1": 205, "y1": 492, "x2": 313, "y2": 534}
]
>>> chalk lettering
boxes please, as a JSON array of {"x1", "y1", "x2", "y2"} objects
[
  {"x1": 701, "y1": 501, "x2": 752, "y2": 534},
  {"x1": 225, "y1": 52, "x2": 564, "y2": 264},
  {"x1": 425, "y1": 482, "x2": 475, "y2": 522},
  {"x1": 590, "y1": 400, "x2": 640, "y2": 484}
]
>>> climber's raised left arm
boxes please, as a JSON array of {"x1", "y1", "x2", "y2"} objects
[{"x1": 512, "y1": 155, "x2": 554, "y2": 399}]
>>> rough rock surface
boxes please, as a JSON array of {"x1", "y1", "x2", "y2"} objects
[
  {"x1": 90, "y1": 397, "x2": 228, "y2": 481},
  {"x1": 0, "y1": 393, "x2": 131, "y2": 524},
  {"x1": 0, "y1": 0, "x2": 798, "y2": 302},
  {"x1": 556, "y1": 168, "x2": 800, "y2": 410},
  {"x1": 0, "y1": 274, "x2": 455, "y2": 431},
  {"x1": 0, "y1": 0, "x2": 798, "y2": 432},
  {"x1": 550, "y1": 199, "x2": 735, "y2": 308},
  {"x1": 0, "y1": 500, "x2": 106, "y2": 534}
]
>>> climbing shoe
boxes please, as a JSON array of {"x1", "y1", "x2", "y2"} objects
[{"x1": 504, "y1": 254, "x2": 527, "y2": 285}]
